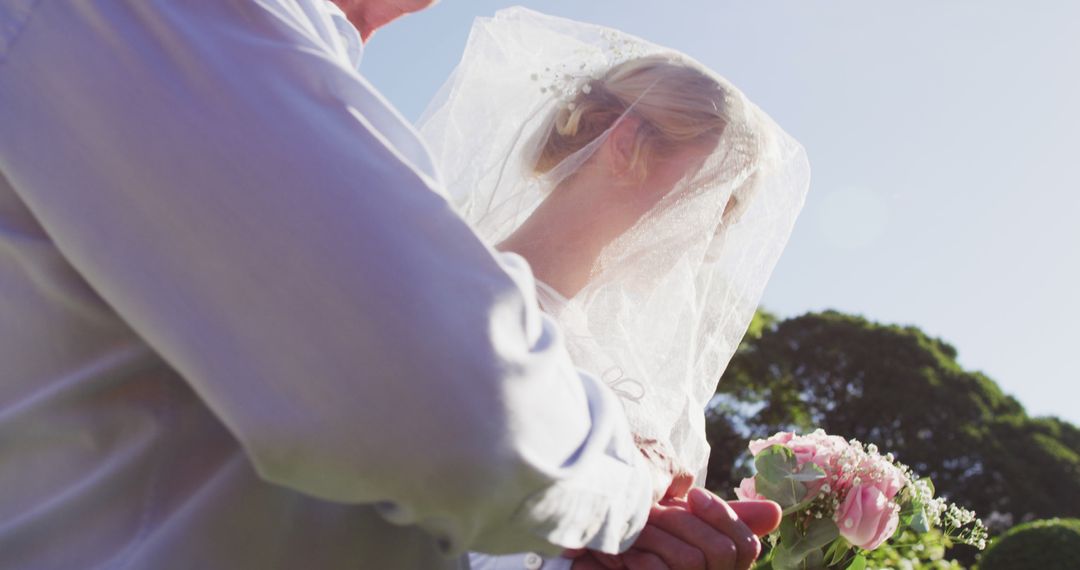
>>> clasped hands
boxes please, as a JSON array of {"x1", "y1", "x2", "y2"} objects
[
  {"x1": 565, "y1": 488, "x2": 781, "y2": 570},
  {"x1": 565, "y1": 441, "x2": 781, "y2": 570}
]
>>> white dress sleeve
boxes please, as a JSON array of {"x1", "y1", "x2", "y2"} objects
[{"x1": 0, "y1": 0, "x2": 651, "y2": 557}]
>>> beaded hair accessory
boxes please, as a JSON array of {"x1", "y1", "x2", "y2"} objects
[{"x1": 530, "y1": 30, "x2": 651, "y2": 108}]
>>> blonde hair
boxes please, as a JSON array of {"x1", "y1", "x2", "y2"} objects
[{"x1": 534, "y1": 55, "x2": 729, "y2": 177}]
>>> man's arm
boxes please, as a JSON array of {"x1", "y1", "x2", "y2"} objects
[{"x1": 0, "y1": 0, "x2": 654, "y2": 556}]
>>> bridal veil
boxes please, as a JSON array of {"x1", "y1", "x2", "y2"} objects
[{"x1": 418, "y1": 7, "x2": 810, "y2": 484}]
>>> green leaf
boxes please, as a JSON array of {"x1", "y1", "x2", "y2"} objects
[
  {"x1": 777, "y1": 464, "x2": 827, "y2": 515},
  {"x1": 801, "y1": 519, "x2": 841, "y2": 555},
  {"x1": 801, "y1": 548, "x2": 826, "y2": 570},
  {"x1": 844, "y1": 554, "x2": 866, "y2": 570},
  {"x1": 770, "y1": 547, "x2": 801, "y2": 570},
  {"x1": 778, "y1": 517, "x2": 799, "y2": 545},
  {"x1": 771, "y1": 518, "x2": 840, "y2": 570},
  {"x1": 908, "y1": 507, "x2": 930, "y2": 534},
  {"x1": 824, "y1": 538, "x2": 851, "y2": 566},
  {"x1": 789, "y1": 462, "x2": 827, "y2": 482},
  {"x1": 754, "y1": 445, "x2": 807, "y2": 509},
  {"x1": 781, "y1": 496, "x2": 818, "y2": 517}
]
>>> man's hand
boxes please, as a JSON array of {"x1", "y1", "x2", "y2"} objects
[{"x1": 566, "y1": 488, "x2": 781, "y2": 570}]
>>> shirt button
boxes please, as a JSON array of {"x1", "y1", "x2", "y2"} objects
[{"x1": 523, "y1": 552, "x2": 543, "y2": 569}]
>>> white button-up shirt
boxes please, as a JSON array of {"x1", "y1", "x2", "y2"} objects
[{"x1": 0, "y1": 1, "x2": 653, "y2": 568}]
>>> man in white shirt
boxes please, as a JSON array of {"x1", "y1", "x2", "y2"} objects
[{"x1": 0, "y1": 1, "x2": 775, "y2": 568}]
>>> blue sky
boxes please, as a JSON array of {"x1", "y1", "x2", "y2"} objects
[{"x1": 359, "y1": 1, "x2": 1080, "y2": 424}]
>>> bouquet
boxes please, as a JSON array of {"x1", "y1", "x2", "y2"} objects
[{"x1": 735, "y1": 430, "x2": 988, "y2": 570}]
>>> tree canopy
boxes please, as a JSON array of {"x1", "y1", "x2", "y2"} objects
[
  {"x1": 978, "y1": 518, "x2": 1080, "y2": 570},
  {"x1": 706, "y1": 310, "x2": 1080, "y2": 528}
]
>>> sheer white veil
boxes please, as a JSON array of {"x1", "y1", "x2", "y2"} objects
[{"x1": 418, "y1": 7, "x2": 810, "y2": 484}]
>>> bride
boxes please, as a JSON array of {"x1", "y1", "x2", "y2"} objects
[{"x1": 418, "y1": 7, "x2": 810, "y2": 568}]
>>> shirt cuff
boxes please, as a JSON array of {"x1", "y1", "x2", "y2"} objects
[
  {"x1": 504, "y1": 369, "x2": 653, "y2": 555},
  {"x1": 467, "y1": 552, "x2": 573, "y2": 570}
]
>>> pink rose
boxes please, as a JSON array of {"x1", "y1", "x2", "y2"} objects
[
  {"x1": 734, "y1": 477, "x2": 765, "y2": 501},
  {"x1": 788, "y1": 440, "x2": 819, "y2": 466},
  {"x1": 834, "y1": 484, "x2": 900, "y2": 550},
  {"x1": 748, "y1": 432, "x2": 795, "y2": 456},
  {"x1": 875, "y1": 470, "x2": 904, "y2": 500},
  {"x1": 810, "y1": 434, "x2": 848, "y2": 465}
]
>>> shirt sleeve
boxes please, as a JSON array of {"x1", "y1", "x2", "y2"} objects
[
  {"x1": 0, "y1": 0, "x2": 651, "y2": 557},
  {"x1": 468, "y1": 551, "x2": 574, "y2": 570}
]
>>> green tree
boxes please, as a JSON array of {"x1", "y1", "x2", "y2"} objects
[
  {"x1": 977, "y1": 518, "x2": 1080, "y2": 570},
  {"x1": 707, "y1": 309, "x2": 1080, "y2": 528}
]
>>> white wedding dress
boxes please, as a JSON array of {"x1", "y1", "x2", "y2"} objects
[{"x1": 418, "y1": 7, "x2": 811, "y2": 568}]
